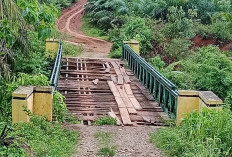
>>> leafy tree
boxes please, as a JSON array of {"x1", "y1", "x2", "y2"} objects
[{"x1": 163, "y1": 6, "x2": 195, "y2": 39}]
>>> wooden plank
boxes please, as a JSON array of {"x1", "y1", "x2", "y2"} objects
[
  {"x1": 120, "y1": 67, "x2": 126, "y2": 75},
  {"x1": 108, "y1": 108, "x2": 122, "y2": 126},
  {"x1": 118, "y1": 108, "x2": 132, "y2": 125},
  {"x1": 124, "y1": 84, "x2": 133, "y2": 95},
  {"x1": 107, "y1": 81, "x2": 120, "y2": 97},
  {"x1": 127, "y1": 107, "x2": 137, "y2": 115},
  {"x1": 115, "y1": 97, "x2": 126, "y2": 108},
  {"x1": 111, "y1": 61, "x2": 119, "y2": 69},
  {"x1": 105, "y1": 62, "x2": 111, "y2": 69},
  {"x1": 117, "y1": 75, "x2": 124, "y2": 85},
  {"x1": 114, "y1": 68, "x2": 121, "y2": 76},
  {"x1": 129, "y1": 97, "x2": 142, "y2": 110},
  {"x1": 111, "y1": 75, "x2": 117, "y2": 84},
  {"x1": 124, "y1": 76, "x2": 131, "y2": 83}
]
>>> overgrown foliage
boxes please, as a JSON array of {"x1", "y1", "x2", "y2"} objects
[
  {"x1": 150, "y1": 107, "x2": 232, "y2": 157},
  {"x1": 0, "y1": 115, "x2": 78, "y2": 157}
]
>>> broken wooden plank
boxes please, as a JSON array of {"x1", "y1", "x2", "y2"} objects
[
  {"x1": 108, "y1": 108, "x2": 122, "y2": 125},
  {"x1": 105, "y1": 62, "x2": 111, "y2": 69}
]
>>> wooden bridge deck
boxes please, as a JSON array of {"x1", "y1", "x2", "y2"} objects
[{"x1": 58, "y1": 58, "x2": 167, "y2": 126}]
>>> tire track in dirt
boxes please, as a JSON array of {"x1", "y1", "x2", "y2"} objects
[{"x1": 57, "y1": 0, "x2": 112, "y2": 57}]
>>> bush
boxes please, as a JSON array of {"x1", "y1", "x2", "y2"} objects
[
  {"x1": 153, "y1": 46, "x2": 232, "y2": 100},
  {"x1": 150, "y1": 108, "x2": 232, "y2": 157},
  {"x1": 53, "y1": 91, "x2": 68, "y2": 122},
  {"x1": 164, "y1": 38, "x2": 193, "y2": 60}
]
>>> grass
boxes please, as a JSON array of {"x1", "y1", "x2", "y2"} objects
[
  {"x1": 149, "y1": 107, "x2": 232, "y2": 157},
  {"x1": 94, "y1": 116, "x2": 117, "y2": 126},
  {"x1": 0, "y1": 115, "x2": 79, "y2": 157},
  {"x1": 94, "y1": 132, "x2": 116, "y2": 157},
  {"x1": 81, "y1": 15, "x2": 109, "y2": 41},
  {"x1": 62, "y1": 42, "x2": 83, "y2": 57}
]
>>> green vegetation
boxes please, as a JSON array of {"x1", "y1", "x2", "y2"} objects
[
  {"x1": 85, "y1": 0, "x2": 232, "y2": 102},
  {"x1": 62, "y1": 42, "x2": 83, "y2": 57},
  {"x1": 94, "y1": 116, "x2": 117, "y2": 126},
  {"x1": 81, "y1": 16, "x2": 109, "y2": 40},
  {"x1": 94, "y1": 132, "x2": 116, "y2": 157},
  {"x1": 150, "y1": 107, "x2": 232, "y2": 157},
  {"x1": 0, "y1": 0, "x2": 79, "y2": 156},
  {"x1": 85, "y1": 1, "x2": 232, "y2": 156},
  {"x1": 0, "y1": 115, "x2": 78, "y2": 157}
]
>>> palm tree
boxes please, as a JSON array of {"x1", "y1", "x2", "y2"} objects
[{"x1": 0, "y1": 0, "x2": 27, "y2": 77}]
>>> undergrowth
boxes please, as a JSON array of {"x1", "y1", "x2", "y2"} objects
[
  {"x1": 62, "y1": 42, "x2": 83, "y2": 57},
  {"x1": 0, "y1": 115, "x2": 78, "y2": 157},
  {"x1": 150, "y1": 107, "x2": 232, "y2": 157},
  {"x1": 81, "y1": 15, "x2": 109, "y2": 40},
  {"x1": 94, "y1": 116, "x2": 117, "y2": 126}
]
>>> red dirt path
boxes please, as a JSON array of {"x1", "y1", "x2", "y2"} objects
[{"x1": 56, "y1": 0, "x2": 112, "y2": 55}]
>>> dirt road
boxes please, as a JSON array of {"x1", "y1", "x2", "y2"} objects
[{"x1": 57, "y1": 0, "x2": 112, "y2": 57}]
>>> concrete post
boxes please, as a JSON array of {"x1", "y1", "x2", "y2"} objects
[
  {"x1": 176, "y1": 90, "x2": 200, "y2": 125},
  {"x1": 176, "y1": 90, "x2": 223, "y2": 125},
  {"x1": 12, "y1": 86, "x2": 34, "y2": 124},
  {"x1": 46, "y1": 39, "x2": 59, "y2": 58},
  {"x1": 124, "y1": 40, "x2": 140, "y2": 54},
  {"x1": 12, "y1": 86, "x2": 54, "y2": 124}
]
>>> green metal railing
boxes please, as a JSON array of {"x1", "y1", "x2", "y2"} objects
[
  {"x1": 122, "y1": 44, "x2": 178, "y2": 117},
  {"x1": 50, "y1": 43, "x2": 63, "y2": 89}
]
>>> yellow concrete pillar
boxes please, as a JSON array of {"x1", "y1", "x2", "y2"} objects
[
  {"x1": 46, "y1": 39, "x2": 59, "y2": 58},
  {"x1": 199, "y1": 91, "x2": 223, "y2": 110},
  {"x1": 129, "y1": 39, "x2": 140, "y2": 54},
  {"x1": 124, "y1": 40, "x2": 140, "y2": 54},
  {"x1": 33, "y1": 86, "x2": 53, "y2": 121},
  {"x1": 12, "y1": 86, "x2": 34, "y2": 124},
  {"x1": 176, "y1": 90, "x2": 200, "y2": 125}
]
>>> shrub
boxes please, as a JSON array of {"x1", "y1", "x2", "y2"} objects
[
  {"x1": 164, "y1": 38, "x2": 193, "y2": 60},
  {"x1": 150, "y1": 108, "x2": 232, "y2": 157},
  {"x1": 53, "y1": 91, "x2": 68, "y2": 123}
]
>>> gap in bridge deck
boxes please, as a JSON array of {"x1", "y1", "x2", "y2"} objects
[{"x1": 58, "y1": 58, "x2": 167, "y2": 126}]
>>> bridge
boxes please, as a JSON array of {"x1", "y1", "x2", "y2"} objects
[{"x1": 48, "y1": 41, "x2": 223, "y2": 126}]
